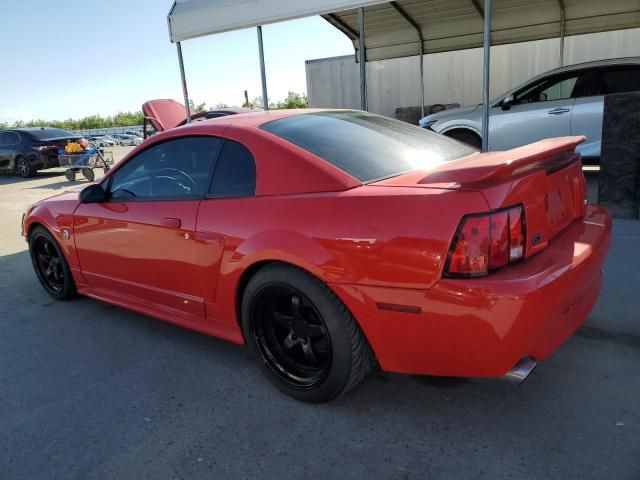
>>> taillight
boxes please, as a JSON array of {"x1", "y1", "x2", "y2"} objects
[
  {"x1": 32, "y1": 145, "x2": 58, "y2": 152},
  {"x1": 446, "y1": 205, "x2": 526, "y2": 277}
]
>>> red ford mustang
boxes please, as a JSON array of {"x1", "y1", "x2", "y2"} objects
[{"x1": 23, "y1": 109, "x2": 611, "y2": 402}]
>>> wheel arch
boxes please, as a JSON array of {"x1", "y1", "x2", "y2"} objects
[
  {"x1": 442, "y1": 127, "x2": 483, "y2": 147},
  {"x1": 232, "y1": 253, "x2": 352, "y2": 337},
  {"x1": 440, "y1": 125, "x2": 482, "y2": 139},
  {"x1": 26, "y1": 220, "x2": 47, "y2": 241}
]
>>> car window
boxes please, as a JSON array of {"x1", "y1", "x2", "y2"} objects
[
  {"x1": 0, "y1": 132, "x2": 20, "y2": 146},
  {"x1": 109, "y1": 136, "x2": 223, "y2": 201},
  {"x1": 208, "y1": 140, "x2": 256, "y2": 197},
  {"x1": 586, "y1": 66, "x2": 640, "y2": 95},
  {"x1": 261, "y1": 111, "x2": 475, "y2": 183},
  {"x1": 514, "y1": 72, "x2": 579, "y2": 104}
]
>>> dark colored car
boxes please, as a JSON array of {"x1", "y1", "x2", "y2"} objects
[{"x1": 0, "y1": 127, "x2": 82, "y2": 178}]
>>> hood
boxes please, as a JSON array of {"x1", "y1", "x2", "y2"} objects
[{"x1": 418, "y1": 104, "x2": 481, "y2": 126}]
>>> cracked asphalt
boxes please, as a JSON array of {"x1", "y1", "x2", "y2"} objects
[{"x1": 1, "y1": 159, "x2": 639, "y2": 479}]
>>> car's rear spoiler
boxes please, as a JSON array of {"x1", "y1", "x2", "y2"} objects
[{"x1": 419, "y1": 136, "x2": 586, "y2": 186}]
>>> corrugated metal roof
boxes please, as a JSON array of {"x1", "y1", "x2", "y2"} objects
[
  {"x1": 167, "y1": 0, "x2": 640, "y2": 59},
  {"x1": 322, "y1": 0, "x2": 640, "y2": 61}
]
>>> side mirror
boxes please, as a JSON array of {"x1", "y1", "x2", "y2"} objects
[
  {"x1": 501, "y1": 95, "x2": 514, "y2": 111},
  {"x1": 80, "y1": 184, "x2": 106, "y2": 204}
]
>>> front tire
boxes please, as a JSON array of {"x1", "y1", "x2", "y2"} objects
[
  {"x1": 242, "y1": 264, "x2": 376, "y2": 402},
  {"x1": 16, "y1": 156, "x2": 36, "y2": 178},
  {"x1": 29, "y1": 226, "x2": 77, "y2": 300}
]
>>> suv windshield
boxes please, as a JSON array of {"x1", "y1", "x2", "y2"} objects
[{"x1": 260, "y1": 111, "x2": 476, "y2": 183}]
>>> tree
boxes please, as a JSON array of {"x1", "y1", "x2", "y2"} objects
[
  {"x1": 275, "y1": 91, "x2": 309, "y2": 110},
  {"x1": 189, "y1": 100, "x2": 207, "y2": 113}
]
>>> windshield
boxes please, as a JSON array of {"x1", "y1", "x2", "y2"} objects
[{"x1": 260, "y1": 111, "x2": 475, "y2": 183}]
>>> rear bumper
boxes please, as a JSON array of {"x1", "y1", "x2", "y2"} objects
[
  {"x1": 331, "y1": 205, "x2": 612, "y2": 377},
  {"x1": 30, "y1": 153, "x2": 60, "y2": 170}
]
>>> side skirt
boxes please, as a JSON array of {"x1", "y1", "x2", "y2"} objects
[{"x1": 78, "y1": 286, "x2": 245, "y2": 345}]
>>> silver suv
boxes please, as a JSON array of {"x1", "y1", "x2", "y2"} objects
[{"x1": 418, "y1": 57, "x2": 640, "y2": 161}]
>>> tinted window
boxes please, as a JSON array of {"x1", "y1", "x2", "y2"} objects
[
  {"x1": 6, "y1": 132, "x2": 20, "y2": 145},
  {"x1": 27, "y1": 128, "x2": 75, "y2": 140},
  {"x1": 514, "y1": 72, "x2": 579, "y2": 104},
  {"x1": 587, "y1": 66, "x2": 640, "y2": 95},
  {"x1": 260, "y1": 111, "x2": 475, "y2": 183},
  {"x1": 0, "y1": 132, "x2": 20, "y2": 146},
  {"x1": 208, "y1": 140, "x2": 256, "y2": 197},
  {"x1": 109, "y1": 136, "x2": 222, "y2": 200}
]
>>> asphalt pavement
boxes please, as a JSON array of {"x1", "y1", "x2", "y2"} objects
[{"x1": 1, "y1": 159, "x2": 639, "y2": 479}]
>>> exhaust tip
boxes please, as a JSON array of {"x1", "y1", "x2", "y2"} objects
[{"x1": 504, "y1": 357, "x2": 537, "y2": 384}]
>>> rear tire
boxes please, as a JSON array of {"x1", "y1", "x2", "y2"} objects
[
  {"x1": 16, "y1": 156, "x2": 36, "y2": 178},
  {"x1": 242, "y1": 264, "x2": 376, "y2": 402},
  {"x1": 444, "y1": 129, "x2": 482, "y2": 150},
  {"x1": 65, "y1": 169, "x2": 76, "y2": 182},
  {"x1": 29, "y1": 226, "x2": 77, "y2": 300}
]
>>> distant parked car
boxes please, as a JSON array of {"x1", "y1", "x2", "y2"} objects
[
  {"x1": 112, "y1": 134, "x2": 142, "y2": 146},
  {"x1": 419, "y1": 57, "x2": 640, "y2": 162},
  {"x1": 89, "y1": 135, "x2": 116, "y2": 147},
  {"x1": 0, "y1": 127, "x2": 82, "y2": 178}
]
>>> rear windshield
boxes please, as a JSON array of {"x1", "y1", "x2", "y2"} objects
[
  {"x1": 260, "y1": 111, "x2": 476, "y2": 183},
  {"x1": 26, "y1": 128, "x2": 75, "y2": 140}
]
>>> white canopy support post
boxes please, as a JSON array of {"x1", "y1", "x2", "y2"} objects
[
  {"x1": 358, "y1": 7, "x2": 367, "y2": 111},
  {"x1": 390, "y1": 1, "x2": 425, "y2": 118},
  {"x1": 559, "y1": 0, "x2": 566, "y2": 66},
  {"x1": 176, "y1": 42, "x2": 191, "y2": 123},
  {"x1": 257, "y1": 26, "x2": 269, "y2": 110},
  {"x1": 481, "y1": 0, "x2": 491, "y2": 151}
]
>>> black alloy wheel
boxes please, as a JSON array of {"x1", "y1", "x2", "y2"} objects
[
  {"x1": 242, "y1": 264, "x2": 376, "y2": 402},
  {"x1": 29, "y1": 227, "x2": 76, "y2": 300},
  {"x1": 251, "y1": 285, "x2": 332, "y2": 389}
]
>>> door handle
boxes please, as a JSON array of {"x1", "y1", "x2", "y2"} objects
[
  {"x1": 548, "y1": 107, "x2": 570, "y2": 115},
  {"x1": 161, "y1": 217, "x2": 181, "y2": 228}
]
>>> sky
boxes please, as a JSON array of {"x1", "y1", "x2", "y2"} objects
[{"x1": 0, "y1": 0, "x2": 355, "y2": 123}]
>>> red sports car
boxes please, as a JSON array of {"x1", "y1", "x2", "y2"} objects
[{"x1": 23, "y1": 109, "x2": 611, "y2": 402}]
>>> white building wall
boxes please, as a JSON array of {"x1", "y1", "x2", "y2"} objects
[{"x1": 306, "y1": 28, "x2": 640, "y2": 118}]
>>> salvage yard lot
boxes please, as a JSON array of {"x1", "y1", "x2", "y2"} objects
[{"x1": 1, "y1": 150, "x2": 639, "y2": 479}]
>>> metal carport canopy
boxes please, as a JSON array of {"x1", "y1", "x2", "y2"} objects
[
  {"x1": 322, "y1": 0, "x2": 640, "y2": 61},
  {"x1": 167, "y1": 0, "x2": 388, "y2": 42},
  {"x1": 167, "y1": 0, "x2": 640, "y2": 150}
]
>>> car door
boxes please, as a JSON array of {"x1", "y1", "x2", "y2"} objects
[
  {"x1": 571, "y1": 64, "x2": 640, "y2": 160},
  {"x1": 489, "y1": 70, "x2": 586, "y2": 151},
  {"x1": 194, "y1": 139, "x2": 257, "y2": 321},
  {"x1": 73, "y1": 135, "x2": 223, "y2": 319}
]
